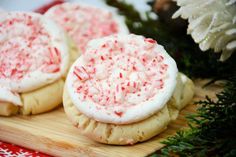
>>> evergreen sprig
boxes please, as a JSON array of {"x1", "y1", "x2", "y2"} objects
[{"x1": 160, "y1": 72, "x2": 236, "y2": 157}]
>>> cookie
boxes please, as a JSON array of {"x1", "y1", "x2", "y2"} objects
[
  {"x1": 63, "y1": 34, "x2": 195, "y2": 144},
  {"x1": 66, "y1": 34, "x2": 178, "y2": 124},
  {"x1": 45, "y1": 2, "x2": 129, "y2": 53},
  {"x1": 0, "y1": 12, "x2": 74, "y2": 116}
]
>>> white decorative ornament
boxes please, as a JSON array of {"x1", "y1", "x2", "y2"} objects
[{"x1": 172, "y1": 0, "x2": 236, "y2": 61}]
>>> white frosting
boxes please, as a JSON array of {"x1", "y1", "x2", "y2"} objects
[
  {"x1": 0, "y1": 12, "x2": 69, "y2": 105},
  {"x1": 45, "y1": 2, "x2": 129, "y2": 53},
  {"x1": 0, "y1": 85, "x2": 22, "y2": 106},
  {"x1": 66, "y1": 34, "x2": 178, "y2": 124}
]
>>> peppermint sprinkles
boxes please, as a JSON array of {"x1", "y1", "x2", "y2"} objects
[{"x1": 71, "y1": 35, "x2": 169, "y2": 117}]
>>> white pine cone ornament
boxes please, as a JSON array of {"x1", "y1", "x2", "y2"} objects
[{"x1": 172, "y1": 0, "x2": 236, "y2": 61}]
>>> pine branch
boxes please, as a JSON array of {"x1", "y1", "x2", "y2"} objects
[{"x1": 160, "y1": 72, "x2": 236, "y2": 157}]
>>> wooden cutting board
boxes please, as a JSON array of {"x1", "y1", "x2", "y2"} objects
[{"x1": 0, "y1": 80, "x2": 222, "y2": 157}]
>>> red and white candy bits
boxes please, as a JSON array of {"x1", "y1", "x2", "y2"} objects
[
  {"x1": 66, "y1": 34, "x2": 178, "y2": 124},
  {"x1": 45, "y1": 3, "x2": 129, "y2": 53},
  {"x1": 0, "y1": 12, "x2": 69, "y2": 105}
]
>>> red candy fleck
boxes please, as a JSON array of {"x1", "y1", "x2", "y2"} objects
[
  {"x1": 89, "y1": 58, "x2": 95, "y2": 64},
  {"x1": 42, "y1": 47, "x2": 61, "y2": 73},
  {"x1": 119, "y1": 72, "x2": 123, "y2": 78},
  {"x1": 161, "y1": 64, "x2": 168, "y2": 70},
  {"x1": 34, "y1": 0, "x2": 64, "y2": 14},
  {"x1": 114, "y1": 111, "x2": 123, "y2": 117},
  {"x1": 50, "y1": 47, "x2": 61, "y2": 64},
  {"x1": 73, "y1": 66, "x2": 89, "y2": 81},
  {"x1": 156, "y1": 55, "x2": 164, "y2": 62},
  {"x1": 64, "y1": 17, "x2": 69, "y2": 22},
  {"x1": 116, "y1": 84, "x2": 120, "y2": 92},
  {"x1": 127, "y1": 82, "x2": 130, "y2": 86},
  {"x1": 42, "y1": 64, "x2": 60, "y2": 73},
  {"x1": 121, "y1": 87, "x2": 125, "y2": 91},
  {"x1": 100, "y1": 56, "x2": 105, "y2": 60},
  {"x1": 144, "y1": 38, "x2": 157, "y2": 44},
  {"x1": 76, "y1": 86, "x2": 83, "y2": 92}
]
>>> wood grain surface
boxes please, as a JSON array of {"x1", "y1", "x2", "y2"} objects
[{"x1": 0, "y1": 80, "x2": 222, "y2": 157}]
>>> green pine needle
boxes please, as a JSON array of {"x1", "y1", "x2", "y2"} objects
[{"x1": 161, "y1": 73, "x2": 236, "y2": 157}]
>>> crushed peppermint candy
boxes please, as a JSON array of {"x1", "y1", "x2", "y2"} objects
[
  {"x1": 45, "y1": 3, "x2": 128, "y2": 53},
  {"x1": 0, "y1": 12, "x2": 61, "y2": 81},
  {"x1": 67, "y1": 34, "x2": 178, "y2": 124},
  {"x1": 72, "y1": 36, "x2": 168, "y2": 106},
  {"x1": 0, "y1": 11, "x2": 69, "y2": 106}
]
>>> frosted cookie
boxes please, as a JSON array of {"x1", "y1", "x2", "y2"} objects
[
  {"x1": 63, "y1": 34, "x2": 194, "y2": 145},
  {"x1": 0, "y1": 12, "x2": 70, "y2": 116},
  {"x1": 45, "y1": 3, "x2": 129, "y2": 54}
]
